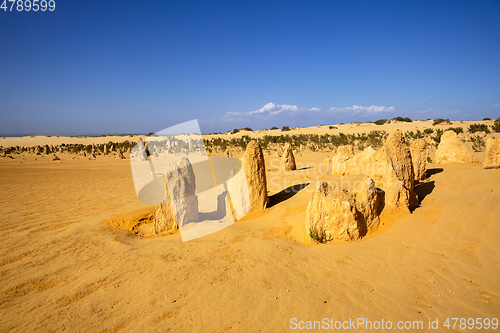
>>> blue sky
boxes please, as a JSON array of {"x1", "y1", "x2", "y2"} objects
[{"x1": 0, "y1": 0, "x2": 499, "y2": 134}]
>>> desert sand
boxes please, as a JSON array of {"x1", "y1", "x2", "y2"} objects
[{"x1": 1, "y1": 121, "x2": 499, "y2": 332}]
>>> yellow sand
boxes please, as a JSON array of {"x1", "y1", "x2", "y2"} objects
[{"x1": 0, "y1": 122, "x2": 499, "y2": 332}]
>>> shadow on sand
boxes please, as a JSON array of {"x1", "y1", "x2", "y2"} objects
[
  {"x1": 415, "y1": 181, "x2": 435, "y2": 205},
  {"x1": 268, "y1": 183, "x2": 310, "y2": 208},
  {"x1": 426, "y1": 168, "x2": 443, "y2": 177}
]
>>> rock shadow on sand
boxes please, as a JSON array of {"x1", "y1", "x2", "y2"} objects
[
  {"x1": 268, "y1": 183, "x2": 310, "y2": 208},
  {"x1": 426, "y1": 168, "x2": 443, "y2": 177},
  {"x1": 415, "y1": 181, "x2": 435, "y2": 205}
]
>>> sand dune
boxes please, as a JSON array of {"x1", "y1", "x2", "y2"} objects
[{"x1": 1, "y1": 123, "x2": 499, "y2": 332}]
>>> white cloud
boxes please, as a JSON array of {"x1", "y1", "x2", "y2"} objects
[
  {"x1": 329, "y1": 105, "x2": 395, "y2": 115},
  {"x1": 494, "y1": 103, "x2": 500, "y2": 107},
  {"x1": 221, "y1": 103, "x2": 320, "y2": 122}
]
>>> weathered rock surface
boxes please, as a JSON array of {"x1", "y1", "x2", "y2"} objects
[
  {"x1": 350, "y1": 176, "x2": 384, "y2": 231},
  {"x1": 366, "y1": 129, "x2": 418, "y2": 211},
  {"x1": 346, "y1": 146, "x2": 376, "y2": 175},
  {"x1": 153, "y1": 201, "x2": 178, "y2": 234},
  {"x1": 280, "y1": 143, "x2": 296, "y2": 171},
  {"x1": 410, "y1": 138, "x2": 429, "y2": 181},
  {"x1": 436, "y1": 131, "x2": 479, "y2": 164},
  {"x1": 103, "y1": 144, "x2": 109, "y2": 155},
  {"x1": 306, "y1": 181, "x2": 361, "y2": 242},
  {"x1": 305, "y1": 177, "x2": 383, "y2": 243},
  {"x1": 330, "y1": 145, "x2": 355, "y2": 175},
  {"x1": 160, "y1": 157, "x2": 199, "y2": 229},
  {"x1": 484, "y1": 138, "x2": 500, "y2": 169},
  {"x1": 242, "y1": 140, "x2": 268, "y2": 212},
  {"x1": 43, "y1": 145, "x2": 50, "y2": 155}
]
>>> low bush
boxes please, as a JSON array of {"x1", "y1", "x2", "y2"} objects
[
  {"x1": 392, "y1": 116, "x2": 412, "y2": 122},
  {"x1": 374, "y1": 119, "x2": 387, "y2": 125},
  {"x1": 433, "y1": 118, "x2": 450, "y2": 126},
  {"x1": 449, "y1": 127, "x2": 463, "y2": 134},
  {"x1": 471, "y1": 136, "x2": 486, "y2": 152},
  {"x1": 309, "y1": 228, "x2": 327, "y2": 243},
  {"x1": 468, "y1": 123, "x2": 490, "y2": 133},
  {"x1": 491, "y1": 118, "x2": 500, "y2": 133}
]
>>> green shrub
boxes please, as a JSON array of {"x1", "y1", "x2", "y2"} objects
[
  {"x1": 407, "y1": 129, "x2": 424, "y2": 140},
  {"x1": 392, "y1": 116, "x2": 412, "y2": 122},
  {"x1": 471, "y1": 136, "x2": 486, "y2": 152},
  {"x1": 468, "y1": 123, "x2": 490, "y2": 134},
  {"x1": 492, "y1": 118, "x2": 500, "y2": 133},
  {"x1": 329, "y1": 126, "x2": 335, "y2": 129},
  {"x1": 270, "y1": 126, "x2": 278, "y2": 130},
  {"x1": 483, "y1": 117, "x2": 491, "y2": 121},
  {"x1": 427, "y1": 156, "x2": 432, "y2": 163},
  {"x1": 433, "y1": 118, "x2": 450, "y2": 126},
  {"x1": 374, "y1": 119, "x2": 388, "y2": 125},
  {"x1": 449, "y1": 127, "x2": 463, "y2": 134},
  {"x1": 423, "y1": 128, "x2": 433, "y2": 135},
  {"x1": 281, "y1": 126, "x2": 291, "y2": 132},
  {"x1": 432, "y1": 129, "x2": 444, "y2": 143},
  {"x1": 309, "y1": 228, "x2": 327, "y2": 243},
  {"x1": 231, "y1": 128, "x2": 240, "y2": 134},
  {"x1": 243, "y1": 127, "x2": 253, "y2": 131}
]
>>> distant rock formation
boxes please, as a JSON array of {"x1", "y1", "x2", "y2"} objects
[
  {"x1": 103, "y1": 144, "x2": 109, "y2": 155},
  {"x1": 484, "y1": 138, "x2": 500, "y2": 169},
  {"x1": 43, "y1": 145, "x2": 50, "y2": 155},
  {"x1": 436, "y1": 131, "x2": 479, "y2": 164},
  {"x1": 116, "y1": 148, "x2": 126, "y2": 160},
  {"x1": 51, "y1": 154, "x2": 60, "y2": 161},
  {"x1": 410, "y1": 138, "x2": 429, "y2": 181},
  {"x1": 280, "y1": 143, "x2": 296, "y2": 171},
  {"x1": 330, "y1": 145, "x2": 355, "y2": 175}
]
